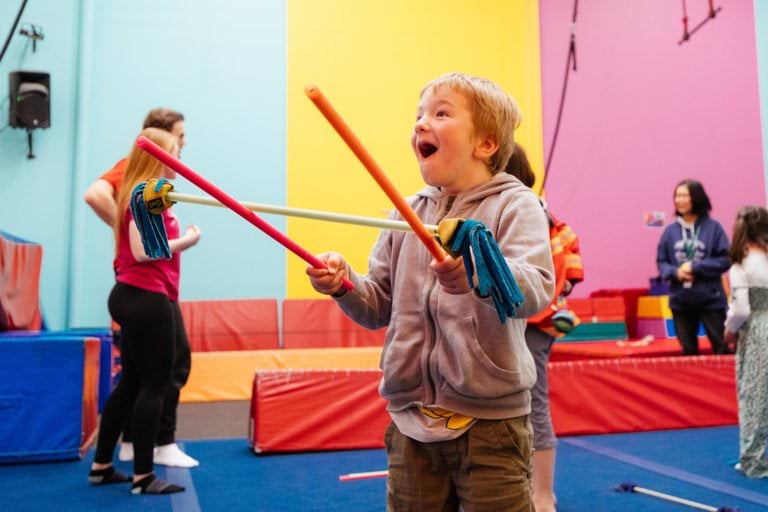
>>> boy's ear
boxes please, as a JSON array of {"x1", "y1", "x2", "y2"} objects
[{"x1": 473, "y1": 134, "x2": 499, "y2": 160}]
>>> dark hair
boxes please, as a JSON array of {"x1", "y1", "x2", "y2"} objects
[
  {"x1": 674, "y1": 179, "x2": 712, "y2": 217},
  {"x1": 504, "y1": 142, "x2": 535, "y2": 188},
  {"x1": 729, "y1": 205, "x2": 768, "y2": 264},
  {"x1": 142, "y1": 108, "x2": 184, "y2": 131}
]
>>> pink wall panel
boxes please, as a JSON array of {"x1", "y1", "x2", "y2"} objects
[{"x1": 539, "y1": 1, "x2": 765, "y2": 296}]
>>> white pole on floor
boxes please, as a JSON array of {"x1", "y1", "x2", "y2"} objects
[
  {"x1": 338, "y1": 470, "x2": 389, "y2": 482},
  {"x1": 615, "y1": 482, "x2": 737, "y2": 512}
]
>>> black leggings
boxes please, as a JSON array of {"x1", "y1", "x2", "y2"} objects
[
  {"x1": 94, "y1": 283, "x2": 184, "y2": 474},
  {"x1": 118, "y1": 304, "x2": 191, "y2": 446},
  {"x1": 672, "y1": 307, "x2": 729, "y2": 355}
]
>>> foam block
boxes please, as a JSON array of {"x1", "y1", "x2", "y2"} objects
[
  {"x1": 558, "y1": 322, "x2": 628, "y2": 342},
  {"x1": 590, "y1": 297, "x2": 626, "y2": 322},
  {"x1": 549, "y1": 355, "x2": 736, "y2": 435},
  {"x1": 0, "y1": 231, "x2": 43, "y2": 331},
  {"x1": 0, "y1": 329, "x2": 114, "y2": 413},
  {"x1": 249, "y1": 369, "x2": 389, "y2": 453},
  {"x1": 637, "y1": 295, "x2": 672, "y2": 319},
  {"x1": 181, "y1": 347, "x2": 382, "y2": 402},
  {"x1": 566, "y1": 298, "x2": 594, "y2": 321},
  {"x1": 67, "y1": 328, "x2": 114, "y2": 413},
  {"x1": 179, "y1": 298, "x2": 279, "y2": 351},
  {"x1": 589, "y1": 288, "x2": 649, "y2": 339},
  {"x1": 635, "y1": 317, "x2": 705, "y2": 338},
  {"x1": 282, "y1": 299, "x2": 386, "y2": 349},
  {"x1": 246, "y1": 354, "x2": 735, "y2": 452},
  {"x1": 0, "y1": 335, "x2": 99, "y2": 462},
  {"x1": 635, "y1": 318, "x2": 670, "y2": 339}
]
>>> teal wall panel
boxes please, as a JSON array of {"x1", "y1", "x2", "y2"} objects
[
  {"x1": 0, "y1": 0, "x2": 82, "y2": 330},
  {"x1": 1, "y1": 1, "x2": 287, "y2": 329},
  {"x1": 70, "y1": 1, "x2": 287, "y2": 327},
  {"x1": 756, "y1": 0, "x2": 768, "y2": 202}
]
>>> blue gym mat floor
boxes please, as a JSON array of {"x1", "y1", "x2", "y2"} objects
[{"x1": 1, "y1": 426, "x2": 767, "y2": 511}]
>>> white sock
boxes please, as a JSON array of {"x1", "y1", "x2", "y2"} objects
[
  {"x1": 153, "y1": 443, "x2": 200, "y2": 468},
  {"x1": 118, "y1": 442, "x2": 134, "y2": 462}
]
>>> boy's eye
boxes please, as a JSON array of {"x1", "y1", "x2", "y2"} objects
[{"x1": 436, "y1": 110, "x2": 448, "y2": 117}]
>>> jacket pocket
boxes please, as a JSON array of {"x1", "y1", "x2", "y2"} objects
[
  {"x1": 437, "y1": 316, "x2": 527, "y2": 399},
  {"x1": 380, "y1": 312, "x2": 423, "y2": 397}
]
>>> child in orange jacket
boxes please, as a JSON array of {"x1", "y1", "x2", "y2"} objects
[{"x1": 505, "y1": 142, "x2": 584, "y2": 512}]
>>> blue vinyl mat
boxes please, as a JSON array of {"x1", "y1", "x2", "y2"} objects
[{"x1": 0, "y1": 426, "x2": 766, "y2": 511}]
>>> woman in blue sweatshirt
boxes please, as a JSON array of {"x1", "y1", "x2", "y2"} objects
[{"x1": 656, "y1": 179, "x2": 731, "y2": 355}]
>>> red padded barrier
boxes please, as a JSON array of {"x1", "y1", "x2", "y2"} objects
[
  {"x1": 551, "y1": 337, "x2": 712, "y2": 361},
  {"x1": 249, "y1": 369, "x2": 388, "y2": 453},
  {"x1": 245, "y1": 355, "x2": 736, "y2": 453},
  {"x1": 549, "y1": 355, "x2": 736, "y2": 436},
  {"x1": 0, "y1": 233, "x2": 43, "y2": 331},
  {"x1": 282, "y1": 299, "x2": 386, "y2": 349},
  {"x1": 179, "y1": 299, "x2": 279, "y2": 352}
]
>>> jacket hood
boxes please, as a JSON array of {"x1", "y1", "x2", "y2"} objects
[{"x1": 415, "y1": 173, "x2": 528, "y2": 206}]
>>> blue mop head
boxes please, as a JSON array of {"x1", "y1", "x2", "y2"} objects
[
  {"x1": 129, "y1": 179, "x2": 172, "y2": 260},
  {"x1": 448, "y1": 219, "x2": 525, "y2": 323}
]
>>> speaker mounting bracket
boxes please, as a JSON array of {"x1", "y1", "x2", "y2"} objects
[
  {"x1": 26, "y1": 128, "x2": 35, "y2": 159},
  {"x1": 18, "y1": 23, "x2": 44, "y2": 53}
]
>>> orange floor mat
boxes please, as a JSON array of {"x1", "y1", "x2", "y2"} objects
[{"x1": 181, "y1": 347, "x2": 382, "y2": 402}]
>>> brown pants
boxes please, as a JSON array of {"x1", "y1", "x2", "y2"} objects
[{"x1": 384, "y1": 417, "x2": 534, "y2": 512}]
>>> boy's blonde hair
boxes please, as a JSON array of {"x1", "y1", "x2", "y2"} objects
[
  {"x1": 420, "y1": 72, "x2": 521, "y2": 174},
  {"x1": 114, "y1": 127, "x2": 179, "y2": 249}
]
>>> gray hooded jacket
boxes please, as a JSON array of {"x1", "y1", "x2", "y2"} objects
[{"x1": 335, "y1": 173, "x2": 555, "y2": 420}]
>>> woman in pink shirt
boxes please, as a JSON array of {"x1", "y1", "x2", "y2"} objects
[{"x1": 88, "y1": 127, "x2": 201, "y2": 495}]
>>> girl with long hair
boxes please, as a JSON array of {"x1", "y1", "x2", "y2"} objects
[{"x1": 88, "y1": 127, "x2": 201, "y2": 494}]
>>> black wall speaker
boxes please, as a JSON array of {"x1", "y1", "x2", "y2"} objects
[{"x1": 9, "y1": 71, "x2": 50, "y2": 129}]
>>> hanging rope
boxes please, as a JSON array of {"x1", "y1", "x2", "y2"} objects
[
  {"x1": 541, "y1": 0, "x2": 578, "y2": 193},
  {"x1": 0, "y1": 0, "x2": 28, "y2": 65}
]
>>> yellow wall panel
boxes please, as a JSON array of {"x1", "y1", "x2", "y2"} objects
[{"x1": 287, "y1": 0, "x2": 544, "y2": 297}]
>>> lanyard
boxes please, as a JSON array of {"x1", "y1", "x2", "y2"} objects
[{"x1": 680, "y1": 220, "x2": 699, "y2": 261}]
